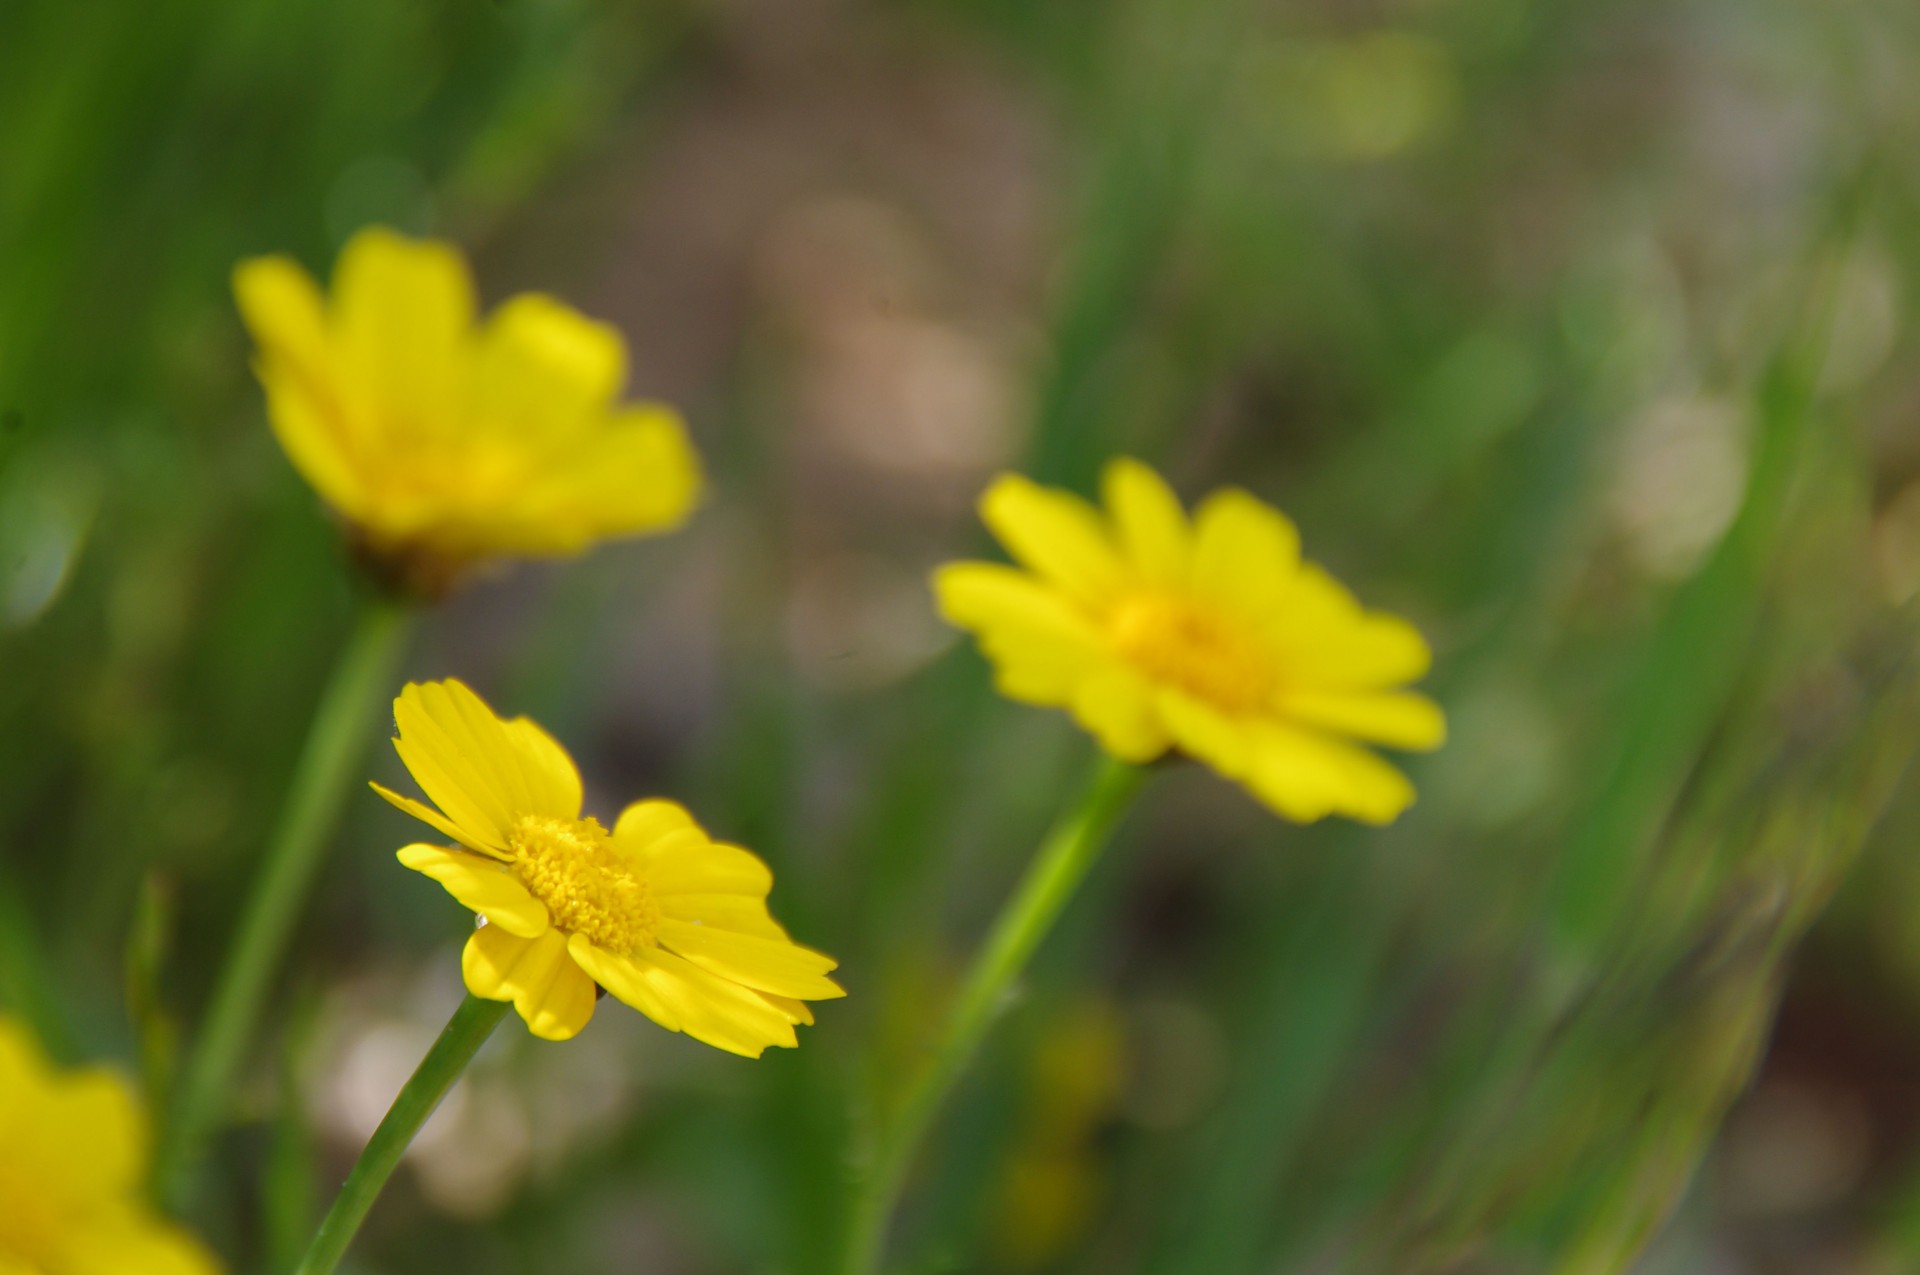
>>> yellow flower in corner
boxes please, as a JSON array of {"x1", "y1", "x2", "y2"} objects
[
  {"x1": 934, "y1": 459, "x2": 1445, "y2": 824},
  {"x1": 373, "y1": 680, "x2": 843, "y2": 1053},
  {"x1": 0, "y1": 1016, "x2": 221, "y2": 1275},
  {"x1": 234, "y1": 227, "x2": 701, "y2": 595}
]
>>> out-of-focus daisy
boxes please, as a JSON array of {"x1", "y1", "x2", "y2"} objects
[
  {"x1": 990, "y1": 1000, "x2": 1127, "y2": 1270},
  {"x1": 374, "y1": 680, "x2": 842, "y2": 1053},
  {"x1": 935, "y1": 459, "x2": 1444, "y2": 823},
  {"x1": 0, "y1": 1016, "x2": 222, "y2": 1275},
  {"x1": 235, "y1": 228, "x2": 700, "y2": 596}
]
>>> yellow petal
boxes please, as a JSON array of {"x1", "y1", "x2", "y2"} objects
[
  {"x1": 462, "y1": 925, "x2": 597, "y2": 1041},
  {"x1": 567, "y1": 935, "x2": 683, "y2": 1032},
  {"x1": 1068, "y1": 664, "x2": 1172, "y2": 762},
  {"x1": 501, "y1": 715, "x2": 585, "y2": 822},
  {"x1": 391, "y1": 680, "x2": 582, "y2": 857},
  {"x1": 935, "y1": 562, "x2": 1105, "y2": 705},
  {"x1": 0, "y1": 1019, "x2": 219, "y2": 1273},
  {"x1": 613, "y1": 804, "x2": 776, "y2": 897},
  {"x1": 59, "y1": 1207, "x2": 223, "y2": 1275},
  {"x1": 1155, "y1": 690, "x2": 1253, "y2": 778},
  {"x1": 1273, "y1": 565, "x2": 1432, "y2": 689},
  {"x1": 1277, "y1": 689, "x2": 1446, "y2": 750},
  {"x1": 757, "y1": 993, "x2": 816, "y2": 1026},
  {"x1": 933, "y1": 564, "x2": 1090, "y2": 633},
  {"x1": 1102, "y1": 457, "x2": 1190, "y2": 584},
  {"x1": 371, "y1": 782, "x2": 496, "y2": 856},
  {"x1": 237, "y1": 259, "x2": 364, "y2": 516},
  {"x1": 934, "y1": 562, "x2": 1095, "y2": 639},
  {"x1": 434, "y1": 679, "x2": 578, "y2": 819},
  {"x1": 397, "y1": 844, "x2": 548, "y2": 937},
  {"x1": 642, "y1": 835, "x2": 775, "y2": 899},
  {"x1": 29, "y1": 1067, "x2": 146, "y2": 1201},
  {"x1": 391, "y1": 727, "x2": 509, "y2": 849},
  {"x1": 656, "y1": 921, "x2": 844, "y2": 1000},
  {"x1": 233, "y1": 260, "x2": 354, "y2": 504},
  {"x1": 1334, "y1": 611, "x2": 1433, "y2": 686},
  {"x1": 1190, "y1": 487, "x2": 1300, "y2": 619},
  {"x1": 979, "y1": 474, "x2": 1125, "y2": 607},
  {"x1": 233, "y1": 255, "x2": 329, "y2": 385},
  {"x1": 391, "y1": 688, "x2": 517, "y2": 850},
  {"x1": 572, "y1": 939, "x2": 802, "y2": 1057},
  {"x1": 0, "y1": 1027, "x2": 142, "y2": 1237},
  {"x1": 612, "y1": 799, "x2": 701, "y2": 853},
  {"x1": 474, "y1": 292, "x2": 627, "y2": 423},
  {"x1": 331, "y1": 227, "x2": 473, "y2": 428},
  {"x1": 254, "y1": 367, "x2": 368, "y2": 521},
  {"x1": 658, "y1": 892, "x2": 790, "y2": 939},
  {"x1": 598, "y1": 406, "x2": 704, "y2": 534},
  {"x1": 1244, "y1": 722, "x2": 1415, "y2": 825},
  {"x1": 510, "y1": 405, "x2": 702, "y2": 547},
  {"x1": 628, "y1": 947, "x2": 801, "y2": 1057}
]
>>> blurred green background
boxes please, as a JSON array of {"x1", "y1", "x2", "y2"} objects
[{"x1": 7, "y1": 0, "x2": 1920, "y2": 1272}]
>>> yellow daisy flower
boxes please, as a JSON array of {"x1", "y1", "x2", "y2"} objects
[
  {"x1": 934, "y1": 459, "x2": 1445, "y2": 824},
  {"x1": 373, "y1": 680, "x2": 843, "y2": 1054},
  {"x1": 0, "y1": 1016, "x2": 221, "y2": 1275},
  {"x1": 234, "y1": 227, "x2": 701, "y2": 596}
]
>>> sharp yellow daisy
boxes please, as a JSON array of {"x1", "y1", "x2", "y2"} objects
[
  {"x1": 0, "y1": 1016, "x2": 221, "y2": 1275},
  {"x1": 934, "y1": 459, "x2": 1445, "y2": 823},
  {"x1": 234, "y1": 227, "x2": 701, "y2": 595},
  {"x1": 374, "y1": 680, "x2": 842, "y2": 1053}
]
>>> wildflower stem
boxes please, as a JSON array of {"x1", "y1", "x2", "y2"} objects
[
  {"x1": 157, "y1": 598, "x2": 412, "y2": 1203},
  {"x1": 846, "y1": 754, "x2": 1146, "y2": 1275},
  {"x1": 295, "y1": 992, "x2": 509, "y2": 1275}
]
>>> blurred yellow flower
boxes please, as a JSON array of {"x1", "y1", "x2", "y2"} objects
[
  {"x1": 990, "y1": 1000, "x2": 1127, "y2": 1269},
  {"x1": 935, "y1": 459, "x2": 1444, "y2": 823},
  {"x1": 234, "y1": 228, "x2": 701, "y2": 595},
  {"x1": 374, "y1": 679, "x2": 843, "y2": 1053},
  {"x1": 0, "y1": 1016, "x2": 221, "y2": 1275}
]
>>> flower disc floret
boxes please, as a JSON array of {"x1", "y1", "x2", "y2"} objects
[
  {"x1": 1107, "y1": 592, "x2": 1275, "y2": 713},
  {"x1": 934, "y1": 459, "x2": 1446, "y2": 825},
  {"x1": 374, "y1": 679, "x2": 843, "y2": 1052},
  {"x1": 508, "y1": 814, "x2": 660, "y2": 956}
]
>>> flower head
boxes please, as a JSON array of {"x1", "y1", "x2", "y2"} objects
[
  {"x1": 934, "y1": 459, "x2": 1445, "y2": 824},
  {"x1": 235, "y1": 228, "x2": 701, "y2": 596},
  {"x1": 374, "y1": 680, "x2": 843, "y2": 1053},
  {"x1": 0, "y1": 1016, "x2": 221, "y2": 1275}
]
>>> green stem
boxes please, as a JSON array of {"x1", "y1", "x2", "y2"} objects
[
  {"x1": 845, "y1": 755, "x2": 1147, "y2": 1275},
  {"x1": 295, "y1": 993, "x2": 509, "y2": 1275},
  {"x1": 156, "y1": 598, "x2": 412, "y2": 1202}
]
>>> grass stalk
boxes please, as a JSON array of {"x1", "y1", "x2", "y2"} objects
[
  {"x1": 156, "y1": 597, "x2": 412, "y2": 1202},
  {"x1": 843, "y1": 755, "x2": 1145, "y2": 1275}
]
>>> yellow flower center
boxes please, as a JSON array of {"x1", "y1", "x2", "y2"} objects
[
  {"x1": 1107, "y1": 592, "x2": 1276, "y2": 713},
  {"x1": 509, "y1": 814, "x2": 661, "y2": 955}
]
